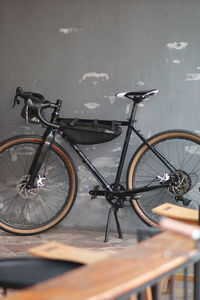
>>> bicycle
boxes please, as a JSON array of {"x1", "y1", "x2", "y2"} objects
[{"x1": 0, "y1": 87, "x2": 200, "y2": 242}]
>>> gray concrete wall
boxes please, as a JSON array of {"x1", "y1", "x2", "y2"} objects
[{"x1": 1, "y1": 0, "x2": 200, "y2": 233}]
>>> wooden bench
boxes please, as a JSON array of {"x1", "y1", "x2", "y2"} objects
[
  {"x1": 152, "y1": 203, "x2": 199, "y2": 291},
  {"x1": 152, "y1": 203, "x2": 199, "y2": 225},
  {"x1": 28, "y1": 242, "x2": 150, "y2": 300},
  {"x1": 28, "y1": 241, "x2": 111, "y2": 265}
]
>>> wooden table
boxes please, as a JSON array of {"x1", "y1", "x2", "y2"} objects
[
  {"x1": 1, "y1": 230, "x2": 197, "y2": 300},
  {"x1": 152, "y1": 203, "x2": 199, "y2": 225}
]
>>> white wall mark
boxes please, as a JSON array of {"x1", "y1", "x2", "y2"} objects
[
  {"x1": 92, "y1": 157, "x2": 119, "y2": 168},
  {"x1": 126, "y1": 103, "x2": 131, "y2": 114},
  {"x1": 139, "y1": 103, "x2": 145, "y2": 108},
  {"x1": 137, "y1": 81, "x2": 145, "y2": 86},
  {"x1": 173, "y1": 59, "x2": 181, "y2": 64},
  {"x1": 167, "y1": 42, "x2": 188, "y2": 50},
  {"x1": 59, "y1": 28, "x2": 83, "y2": 35},
  {"x1": 79, "y1": 72, "x2": 110, "y2": 82},
  {"x1": 186, "y1": 73, "x2": 200, "y2": 81},
  {"x1": 84, "y1": 103, "x2": 100, "y2": 109},
  {"x1": 104, "y1": 95, "x2": 116, "y2": 104},
  {"x1": 112, "y1": 147, "x2": 122, "y2": 152}
]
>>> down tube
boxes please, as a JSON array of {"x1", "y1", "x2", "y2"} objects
[{"x1": 68, "y1": 142, "x2": 113, "y2": 192}]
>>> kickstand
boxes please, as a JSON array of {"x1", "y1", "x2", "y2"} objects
[{"x1": 104, "y1": 205, "x2": 123, "y2": 242}]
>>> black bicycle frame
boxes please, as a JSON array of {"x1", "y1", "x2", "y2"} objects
[
  {"x1": 27, "y1": 99, "x2": 174, "y2": 196},
  {"x1": 61, "y1": 102, "x2": 173, "y2": 197}
]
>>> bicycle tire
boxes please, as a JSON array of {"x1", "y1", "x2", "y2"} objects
[
  {"x1": 0, "y1": 135, "x2": 78, "y2": 235},
  {"x1": 127, "y1": 130, "x2": 200, "y2": 226}
]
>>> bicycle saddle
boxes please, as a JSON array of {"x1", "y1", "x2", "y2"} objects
[{"x1": 116, "y1": 89, "x2": 158, "y2": 103}]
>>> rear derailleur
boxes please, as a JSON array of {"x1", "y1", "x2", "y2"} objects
[{"x1": 175, "y1": 196, "x2": 191, "y2": 206}]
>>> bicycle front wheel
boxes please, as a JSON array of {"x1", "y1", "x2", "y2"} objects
[
  {"x1": 127, "y1": 130, "x2": 200, "y2": 226},
  {"x1": 0, "y1": 135, "x2": 78, "y2": 235}
]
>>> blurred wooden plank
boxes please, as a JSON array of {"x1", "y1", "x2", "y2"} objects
[
  {"x1": 28, "y1": 241, "x2": 110, "y2": 264},
  {"x1": 152, "y1": 203, "x2": 198, "y2": 224},
  {"x1": 2, "y1": 231, "x2": 197, "y2": 300}
]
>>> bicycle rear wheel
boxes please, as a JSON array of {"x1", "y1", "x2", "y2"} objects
[
  {"x1": 0, "y1": 135, "x2": 78, "y2": 235},
  {"x1": 127, "y1": 130, "x2": 200, "y2": 226}
]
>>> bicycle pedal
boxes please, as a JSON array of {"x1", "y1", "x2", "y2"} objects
[{"x1": 89, "y1": 185, "x2": 100, "y2": 199}]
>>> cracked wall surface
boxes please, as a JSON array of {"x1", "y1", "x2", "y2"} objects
[{"x1": 0, "y1": 0, "x2": 200, "y2": 233}]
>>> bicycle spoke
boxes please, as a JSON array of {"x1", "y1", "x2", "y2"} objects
[
  {"x1": 0, "y1": 137, "x2": 77, "y2": 233},
  {"x1": 129, "y1": 131, "x2": 200, "y2": 225}
]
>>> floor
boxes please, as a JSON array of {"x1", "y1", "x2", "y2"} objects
[
  {"x1": 0, "y1": 227, "x2": 137, "y2": 298},
  {"x1": 0, "y1": 226, "x2": 137, "y2": 259},
  {"x1": 0, "y1": 227, "x2": 192, "y2": 299}
]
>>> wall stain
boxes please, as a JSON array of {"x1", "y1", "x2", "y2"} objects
[
  {"x1": 84, "y1": 103, "x2": 100, "y2": 109},
  {"x1": 167, "y1": 42, "x2": 188, "y2": 50},
  {"x1": 79, "y1": 72, "x2": 110, "y2": 82},
  {"x1": 59, "y1": 28, "x2": 83, "y2": 35},
  {"x1": 186, "y1": 73, "x2": 200, "y2": 81}
]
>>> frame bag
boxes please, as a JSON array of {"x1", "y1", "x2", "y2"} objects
[{"x1": 59, "y1": 118, "x2": 122, "y2": 145}]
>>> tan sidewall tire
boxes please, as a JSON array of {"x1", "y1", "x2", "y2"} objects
[
  {"x1": 0, "y1": 136, "x2": 77, "y2": 235},
  {"x1": 127, "y1": 131, "x2": 200, "y2": 227}
]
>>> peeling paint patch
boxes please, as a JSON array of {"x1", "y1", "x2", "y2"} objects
[
  {"x1": 186, "y1": 73, "x2": 200, "y2": 81},
  {"x1": 138, "y1": 103, "x2": 145, "y2": 108},
  {"x1": 112, "y1": 147, "x2": 122, "y2": 152},
  {"x1": 137, "y1": 81, "x2": 145, "y2": 86},
  {"x1": 59, "y1": 28, "x2": 83, "y2": 35},
  {"x1": 93, "y1": 157, "x2": 119, "y2": 168},
  {"x1": 84, "y1": 103, "x2": 100, "y2": 109},
  {"x1": 78, "y1": 166, "x2": 96, "y2": 187},
  {"x1": 167, "y1": 42, "x2": 188, "y2": 50},
  {"x1": 173, "y1": 59, "x2": 181, "y2": 64},
  {"x1": 104, "y1": 96, "x2": 115, "y2": 104},
  {"x1": 79, "y1": 72, "x2": 110, "y2": 82},
  {"x1": 126, "y1": 103, "x2": 131, "y2": 114},
  {"x1": 147, "y1": 132, "x2": 152, "y2": 138}
]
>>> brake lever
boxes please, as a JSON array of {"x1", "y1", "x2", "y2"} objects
[
  {"x1": 12, "y1": 87, "x2": 23, "y2": 108},
  {"x1": 12, "y1": 96, "x2": 20, "y2": 108}
]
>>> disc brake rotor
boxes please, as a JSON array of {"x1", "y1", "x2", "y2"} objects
[
  {"x1": 16, "y1": 175, "x2": 45, "y2": 199},
  {"x1": 168, "y1": 170, "x2": 191, "y2": 196}
]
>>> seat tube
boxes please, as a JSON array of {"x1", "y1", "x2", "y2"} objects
[
  {"x1": 27, "y1": 129, "x2": 55, "y2": 187},
  {"x1": 113, "y1": 102, "x2": 137, "y2": 190}
]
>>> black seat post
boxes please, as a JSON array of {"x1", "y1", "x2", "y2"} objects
[{"x1": 113, "y1": 101, "x2": 138, "y2": 190}]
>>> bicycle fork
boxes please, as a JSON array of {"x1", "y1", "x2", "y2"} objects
[{"x1": 27, "y1": 129, "x2": 55, "y2": 188}]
